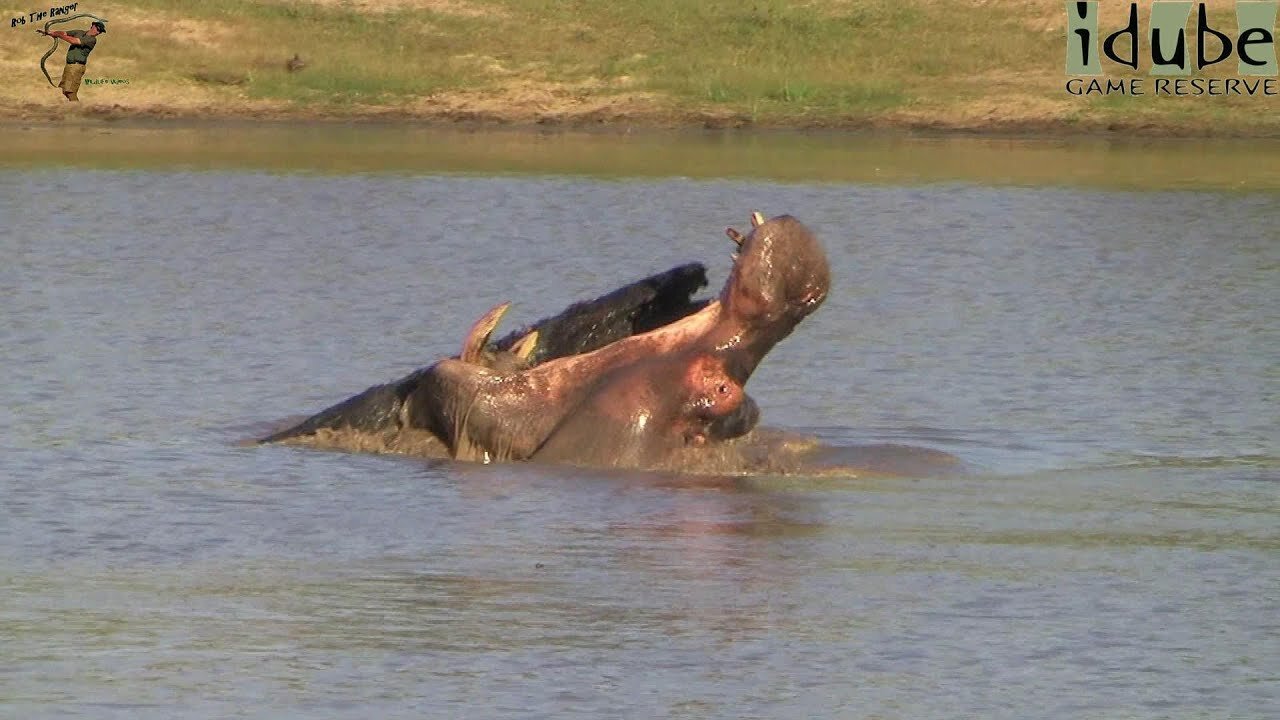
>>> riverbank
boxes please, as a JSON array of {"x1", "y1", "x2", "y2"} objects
[
  {"x1": 4, "y1": 0, "x2": 1279, "y2": 137},
  {"x1": 7, "y1": 98, "x2": 1280, "y2": 139}
]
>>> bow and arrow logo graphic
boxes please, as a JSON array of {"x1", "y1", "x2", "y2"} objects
[{"x1": 36, "y1": 12, "x2": 108, "y2": 86}]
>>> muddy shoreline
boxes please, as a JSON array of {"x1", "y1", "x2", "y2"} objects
[{"x1": 6, "y1": 99, "x2": 1280, "y2": 140}]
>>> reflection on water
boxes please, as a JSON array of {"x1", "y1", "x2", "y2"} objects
[
  {"x1": 0, "y1": 134, "x2": 1276, "y2": 717},
  {"x1": 5, "y1": 122, "x2": 1280, "y2": 190}
]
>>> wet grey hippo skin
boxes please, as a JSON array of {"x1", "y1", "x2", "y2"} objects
[{"x1": 262, "y1": 214, "x2": 830, "y2": 471}]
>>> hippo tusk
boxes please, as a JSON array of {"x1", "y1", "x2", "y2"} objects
[
  {"x1": 511, "y1": 330, "x2": 539, "y2": 361},
  {"x1": 750, "y1": 211, "x2": 766, "y2": 228},
  {"x1": 725, "y1": 227, "x2": 745, "y2": 246},
  {"x1": 460, "y1": 301, "x2": 511, "y2": 363}
]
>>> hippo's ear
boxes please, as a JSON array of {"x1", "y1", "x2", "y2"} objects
[
  {"x1": 725, "y1": 210, "x2": 766, "y2": 246},
  {"x1": 460, "y1": 302, "x2": 512, "y2": 363}
]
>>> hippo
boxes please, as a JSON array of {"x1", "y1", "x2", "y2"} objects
[
  {"x1": 261, "y1": 212, "x2": 845, "y2": 473},
  {"x1": 390, "y1": 213, "x2": 827, "y2": 469}
]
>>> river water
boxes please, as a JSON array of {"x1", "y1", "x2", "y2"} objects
[{"x1": 2, "y1": 125, "x2": 1277, "y2": 718}]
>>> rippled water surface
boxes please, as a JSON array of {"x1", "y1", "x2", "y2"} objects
[{"x1": 1, "y1": 128, "x2": 1277, "y2": 718}]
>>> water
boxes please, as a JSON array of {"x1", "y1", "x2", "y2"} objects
[{"x1": 1, "y1": 128, "x2": 1277, "y2": 718}]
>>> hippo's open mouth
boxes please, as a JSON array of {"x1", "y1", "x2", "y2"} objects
[{"x1": 260, "y1": 212, "x2": 831, "y2": 473}]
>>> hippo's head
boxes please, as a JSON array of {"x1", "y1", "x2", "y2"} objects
[
  {"x1": 714, "y1": 215, "x2": 830, "y2": 378},
  {"x1": 721, "y1": 215, "x2": 829, "y2": 336}
]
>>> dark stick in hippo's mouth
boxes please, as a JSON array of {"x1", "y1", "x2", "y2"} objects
[{"x1": 260, "y1": 212, "x2": 830, "y2": 472}]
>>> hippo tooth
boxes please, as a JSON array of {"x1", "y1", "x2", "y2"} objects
[
  {"x1": 750, "y1": 211, "x2": 765, "y2": 227},
  {"x1": 512, "y1": 330, "x2": 540, "y2": 361},
  {"x1": 725, "y1": 227, "x2": 745, "y2": 246},
  {"x1": 461, "y1": 301, "x2": 512, "y2": 363}
]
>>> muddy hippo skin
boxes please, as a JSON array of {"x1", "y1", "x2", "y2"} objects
[{"x1": 262, "y1": 213, "x2": 829, "y2": 472}]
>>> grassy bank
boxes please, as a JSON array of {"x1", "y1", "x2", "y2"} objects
[{"x1": 2, "y1": 0, "x2": 1278, "y2": 135}]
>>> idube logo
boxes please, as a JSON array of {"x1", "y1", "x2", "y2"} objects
[{"x1": 1065, "y1": 1, "x2": 1278, "y2": 96}]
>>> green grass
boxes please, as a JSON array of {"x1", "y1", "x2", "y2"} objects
[
  {"x1": 101, "y1": 0, "x2": 476, "y2": 103},
  {"x1": 94, "y1": 0, "x2": 1005, "y2": 114},
  {"x1": 35, "y1": 0, "x2": 1280, "y2": 132},
  {"x1": 549, "y1": 0, "x2": 928, "y2": 117}
]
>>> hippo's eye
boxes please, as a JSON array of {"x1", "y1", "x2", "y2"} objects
[{"x1": 717, "y1": 384, "x2": 730, "y2": 395}]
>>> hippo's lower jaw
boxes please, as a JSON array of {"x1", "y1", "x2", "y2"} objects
[
  {"x1": 531, "y1": 351, "x2": 757, "y2": 470},
  {"x1": 262, "y1": 213, "x2": 831, "y2": 473}
]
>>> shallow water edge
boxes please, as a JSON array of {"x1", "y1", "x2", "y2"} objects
[{"x1": 5, "y1": 121, "x2": 1280, "y2": 191}]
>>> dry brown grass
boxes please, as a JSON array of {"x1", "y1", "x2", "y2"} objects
[
  {"x1": 2, "y1": 0, "x2": 1276, "y2": 135},
  {"x1": 285, "y1": 0, "x2": 505, "y2": 17}
]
